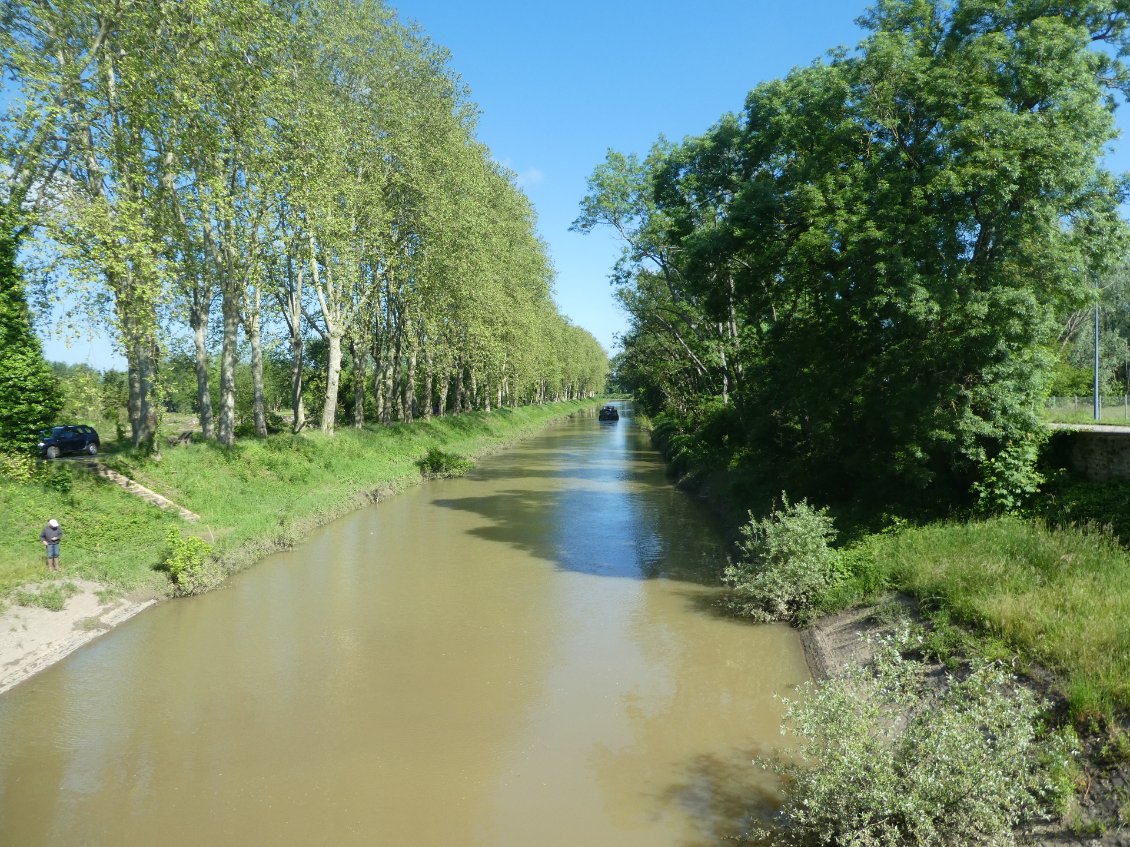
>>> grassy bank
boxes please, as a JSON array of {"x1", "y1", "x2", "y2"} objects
[
  {"x1": 0, "y1": 400, "x2": 600, "y2": 601},
  {"x1": 842, "y1": 518, "x2": 1130, "y2": 721},
  {"x1": 643, "y1": 411, "x2": 1130, "y2": 723}
]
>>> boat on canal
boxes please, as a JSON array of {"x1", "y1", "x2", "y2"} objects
[{"x1": 599, "y1": 405, "x2": 619, "y2": 421}]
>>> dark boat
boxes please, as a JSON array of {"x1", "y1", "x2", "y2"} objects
[{"x1": 598, "y1": 405, "x2": 619, "y2": 421}]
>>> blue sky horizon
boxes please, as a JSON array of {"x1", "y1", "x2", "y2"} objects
[{"x1": 38, "y1": 1, "x2": 1130, "y2": 369}]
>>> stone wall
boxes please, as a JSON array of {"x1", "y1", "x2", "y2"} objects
[{"x1": 1054, "y1": 429, "x2": 1130, "y2": 481}]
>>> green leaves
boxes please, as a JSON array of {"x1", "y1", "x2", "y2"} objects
[
  {"x1": 722, "y1": 494, "x2": 840, "y2": 623},
  {"x1": 2, "y1": 0, "x2": 607, "y2": 441},
  {"x1": 0, "y1": 216, "x2": 60, "y2": 452},
  {"x1": 580, "y1": 0, "x2": 1130, "y2": 507},
  {"x1": 770, "y1": 638, "x2": 1076, "y2": 846}
]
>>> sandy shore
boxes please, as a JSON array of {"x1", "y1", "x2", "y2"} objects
[{"x1": 0, "y1": 579, "x2": 157, "y2": 695}]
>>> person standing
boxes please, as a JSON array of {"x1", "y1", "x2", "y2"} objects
[{"x1": 40, "y1": 519, "x2": 62, "y2": 572}]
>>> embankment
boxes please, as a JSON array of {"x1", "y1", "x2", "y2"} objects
[{"x1": 0, "y1": 400, "x2": 602, "y2": 692}]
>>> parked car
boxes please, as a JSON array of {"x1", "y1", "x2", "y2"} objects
[{"x1": 38, "y1": 425, "x2": 100, "y2": 459}]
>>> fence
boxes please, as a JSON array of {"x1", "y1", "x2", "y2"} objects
[{"x1": 1045, "y1": 396, "x2": 1130, "y2": 425}]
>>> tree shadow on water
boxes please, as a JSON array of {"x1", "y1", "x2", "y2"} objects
[
  {"x1": 431, "y1": 481, "x2": 725, "y2": 584},
  {"x1": 657, "y1": 750, "x2": 783, "y2": 846}
]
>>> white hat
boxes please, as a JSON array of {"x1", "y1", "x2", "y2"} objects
[{"x1": 48, "y1": 519, "x2": 58, "y2": 528}]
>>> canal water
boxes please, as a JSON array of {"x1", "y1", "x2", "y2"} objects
[{"x1": 0, "y1": 406, "x2": 809, "y2": 846}]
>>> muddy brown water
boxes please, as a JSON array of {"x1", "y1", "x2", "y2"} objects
[{"x1": 0, "y1": 406, "x2": 809, "y2": 846}]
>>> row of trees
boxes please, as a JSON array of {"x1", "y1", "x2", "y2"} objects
[
  {"x1": 578, "y1": 0, "x2": 1130, "y2": 506},
  {"x1": 2, "y1": 0, "x2": 607, "y2": 451}
]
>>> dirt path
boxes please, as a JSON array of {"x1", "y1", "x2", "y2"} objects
[{"x1": 0, "y1": 579, "x2": 157, "y2": 694}]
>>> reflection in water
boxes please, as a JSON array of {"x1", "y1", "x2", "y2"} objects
[{"x1": 0, "y1": 405, "x2": 809, "y2": 846}]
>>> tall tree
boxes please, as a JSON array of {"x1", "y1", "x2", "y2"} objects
[
  {"x1": 580, "y1": 0, "x2": 1130, "y2": 505},
  {"x1": 0, "y1": 207, "x2": 60, "y2": 451}
]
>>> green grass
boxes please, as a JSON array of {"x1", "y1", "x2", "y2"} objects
[
  {"x1": 1, "y1": 401, "x2": 600, "y2": 602},
  {"x1": 861, "y1": 517, "x2": 1130, "y2": 721},
  {"x1": 1044, "y1": 399, "x2": 1130, "y2": 425},
  {"x1": 13, "y1": 581, "x2": 80, "y2": 611},
  {"x1": 0, "y1": 467, "x2": 181, "y2": 595}
]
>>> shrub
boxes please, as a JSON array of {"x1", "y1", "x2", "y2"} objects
[
  {"x1": 0, "y1": 451, "x2": 37, "y2": 482},
  {"x1": 812, "y1": 540, "x2": 892, "y2": 613},
  {"x1": 417, "y1": 448, "x2": 473, "y2": 479},
  {"x1": 973, "y1": 434, "x2": 1045, "y2": 514},
  {"x1": 1033, "y1": 475, "x2": 1130, "y2": 545},
  {"x1": 722, "y1": 494, "x2": 839, "y2": 623},
  {"x1": 766, "y1": 636, "x2": 1078, "y2": 847},
  {"x1": 160, "y1": 528, "x2": 221, "y2": 596},
  {"x1": 0, "y1": 452, "x2": 72, "y2": 493}
]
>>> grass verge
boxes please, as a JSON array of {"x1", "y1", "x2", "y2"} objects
[{"x1": 847, "y1": 517, "x2": 1130, "y2": 722}]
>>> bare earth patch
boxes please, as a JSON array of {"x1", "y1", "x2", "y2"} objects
[{"x1": 0, "y1": 579, "x2": 157, "y2": 694}]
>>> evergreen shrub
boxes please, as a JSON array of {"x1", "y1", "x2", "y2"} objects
[{"x1": 0, "y1": 215, "x2": 61, "y2": 451}]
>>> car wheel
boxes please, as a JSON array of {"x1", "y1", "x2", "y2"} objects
[
  {"x1": 45, "y1": 445, "x2": 59, "y2": 460},
  {"x1": 86, "y1": 442, "x2": 98, "y2": 456}
]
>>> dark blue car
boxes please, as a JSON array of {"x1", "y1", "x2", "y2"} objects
[{"x1": 38, "y1": 425, "x2": 100, "y2": 459}]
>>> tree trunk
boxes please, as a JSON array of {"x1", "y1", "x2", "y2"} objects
[
  {"x1": 248, "y1": 286, "x2": 267, "y2": 437},
  {"x1": 404, "y1": 337, "x2": 417, "y2": 422},
  {"x1": 380, "y1": 354, "x2": 393, "y2": 424},
  {"x1": 119, "y1": 285, "x2": 158, "y2": 451},
  {"x1": 322, "y1": 331, "x2": 343, "y2": 433},
  {"x1": 272, "y1": 244, "x2": 306, "y2": 434},
  {"x1": 290, "y1": 328, "x2": 306, "y2": 433},
  {"x1": 350, "y1": 337, "x2": 366, "y2": 428},
  {"x1": 422, "y1": 347, "x2": 433, "y2": 419},
  {"x1": 126, "y1": 345, "x2": 141, "y2": 445},
  {"x1": 393, "y1": 324, "x2": 406, "y2": 422},
  {"x1": 456, "y1": 364, "x2": 467, "y2": 413},
  {"x1": 217, "y1": 290, "x2": 239, "y2": 447},
  {"x1": 139, "y1": 339, "x2": 158, "y2": 450},
  {"x1": 191, "y1": 298, "x2": 214, "y2": 439},
  {"x1": 450, "y1": 363, "x2": 462, "y2": 415}
]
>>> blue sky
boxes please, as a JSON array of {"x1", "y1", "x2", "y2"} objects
[
  {"x1": 397, "y1": 0, "x2": 880, "y2": 357},
  {"x1": 41, "y1": 0, "x2": 1130, "y2": 367}
]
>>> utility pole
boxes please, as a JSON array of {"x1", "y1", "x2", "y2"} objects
[{"x1": 1094, "y1": 303, "x2": 1101, "y2": 421}]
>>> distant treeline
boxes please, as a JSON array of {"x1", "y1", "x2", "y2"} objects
[
  {"x1": 580, "y1": 0, "x2": 1130, "y2": 511},
  {"x1": 3, "y1": 0, "x2": 607, "y2": 449}
]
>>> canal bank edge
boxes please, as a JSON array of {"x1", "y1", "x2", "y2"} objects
[
  {"x1": 645, "y1": 428, "x2": 1130, "y2": 844},
  {"x1": 0, "y1": 400, "x2": 607, "y2": 696},
  {"x1": 0, "y1": 582, "x2": 158, "y2": 695}
]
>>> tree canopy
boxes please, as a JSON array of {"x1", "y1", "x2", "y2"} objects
[
  {"x1": 1, "y1": 0, "x2": 607, "y2": 448},
  {"x1": 577, "y1": 0, "x2": 1130, "y2": 507}
]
